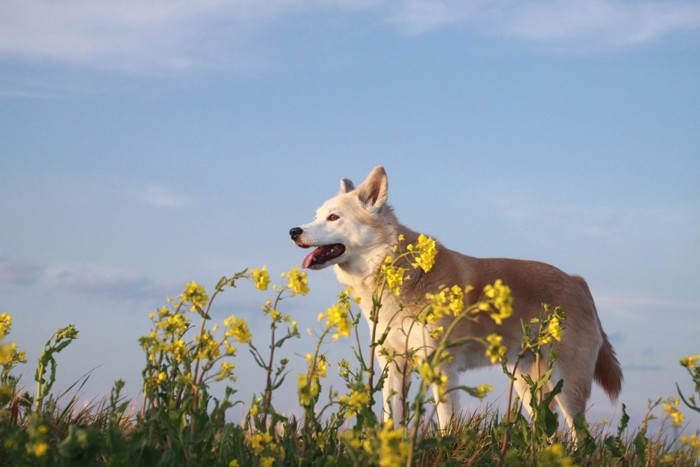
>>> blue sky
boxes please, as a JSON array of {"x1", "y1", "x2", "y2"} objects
[{"x1": 1, "y1": 0, "x2": 699, "y2": 432}]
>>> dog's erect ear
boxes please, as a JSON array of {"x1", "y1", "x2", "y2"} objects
[
  {"x1": 338, "y1": 178, "x2": 355, "y2": 194},
  {"x1": 356, "y1": 166, "x2": 388, "y2": 208}
]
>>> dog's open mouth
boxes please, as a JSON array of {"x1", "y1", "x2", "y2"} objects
[{"x1": 300, "y1": 244, "x2": 346, "y2": 269}]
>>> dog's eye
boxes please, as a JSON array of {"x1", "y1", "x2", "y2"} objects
[{"x1": 327, "y1": 214, "x2": 340, "y2": 222}]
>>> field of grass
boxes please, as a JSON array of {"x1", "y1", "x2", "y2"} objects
[{"x1": 1, "y1": 237, "x2": 699, "y2": 465}]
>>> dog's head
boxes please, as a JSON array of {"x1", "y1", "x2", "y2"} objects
[{"x1": 290, "y1": 166, "x2": 393, "y2": 270}]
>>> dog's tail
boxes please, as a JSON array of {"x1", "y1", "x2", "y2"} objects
[
  {"x1": 594, "y1": 330, "x2": 623, "y2": 401},
  {"x1": 573, "y1": 275, "x2": 623, "y2": 401}
]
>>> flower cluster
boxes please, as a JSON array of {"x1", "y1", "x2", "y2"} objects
[
  {"x1": 359, "y1": 422, "x2": 409, "y2": 467},
  {"x1": 423, "y1": 285, "x2": 470, "y2": 323},
  {"x1": 485, "y1": 333, "x2": 508, "y2": 364},
  {"x1": 381, "y1": 234, "x2": 438, "y2": 296},
  {"x1": 298, "y1": 353, "x2": 328, "y2": 407},
  {"x1": 181, "y1": 281, "x2": 209, "y2": 312},
  {"x1": 662, "y1": 397, "x2": 685, "y2": 428},
  {"x1": 140, "y1": 281, "x2": 252, "y2": 403},
  {"x1": 251, "y1": 266, "x2": 270, "y2": 291},
  {"x1": 480, "y1": 279, "x2": 513, "y2": 324},
  {"x1": 530, "y1": 306, "x2": 566, "y2": 346},
  {"x1": 407, "y1": 233, "x2": 437, "y2": 273},
  {"x1": 338, "y1": 383, "x2": 371, "y2": 418},
  {"x1": 0, "y1": 312, "x2": 26, "y2": 377},
  {"x1": 418, "y1": 360, "x2": 449, "y2": 402},
  {"x1": 682, "y1": 434, "x2": 700, "y2": 461},
  {"x1": 282, "y1": 267, "x2": 309, "y2": 296},
  {"x1": 224, "y1": 315, "x2": 252, "y2": 345},
  {"x1": 247, "y1": 431, "x2": 280, "y2": 466},
  {"x1": 537, "y1": 443, "x2": 574, "y2": 467},
  {"x1": 317, "y1": 289, "x2": 353, "y2": 341},
  {"x1": 679, "y1": 354, "x2": 700, "y2": 394}
]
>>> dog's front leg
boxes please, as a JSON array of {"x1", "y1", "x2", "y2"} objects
[
  {"x1": 433, "y1": 365, "x2": 460, "y2": 430},
  {"x1": 378, "y1": 353, "x2": 406, "y2": 424}
]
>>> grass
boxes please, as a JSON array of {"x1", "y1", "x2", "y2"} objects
[{"x1": 1, "y1": 238, "x2": 699, "y2": 466}]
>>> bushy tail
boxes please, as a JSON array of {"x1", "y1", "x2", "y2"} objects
[
  {"x1": 594, "y1": 331, "x2": 623, "y2": 401},
  {"x1": 572, "y1": 274, "x2": 623, "y2": 401}
]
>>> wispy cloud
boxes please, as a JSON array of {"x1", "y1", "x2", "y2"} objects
[
  {"x1": 0, "y1": 1, "x2": 698, "y2": 75},
  {"x1": 44, "y1": 263, "x2": 166, "y2": 302},
  {"x1": 479, "y1": 191, "x2": 620, "y2": 240},
  {"x1": 0, "y1": 253, "x2": 43, "y2": 286},
  {"x1": 139, "y1": 184, "x2": 190, "y2": 209},
  {"x1": 388, "y1": 0, "x2": 700, "y2": 47}
]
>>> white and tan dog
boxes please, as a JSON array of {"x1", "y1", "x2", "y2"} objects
[{"x1": 290, "y1": 166, "x2": 622, "y2": 434}]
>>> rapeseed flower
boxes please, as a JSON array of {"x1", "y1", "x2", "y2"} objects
[
  {"x1": 338, "y1": 384, "x2": 370, "y2": 418},
  {"x1": 224, "y1": 316, "x2": 251, "y2": 344},
  {"x1": 318, "y1": 290, "x2": 353, "y2": 340},
  {"x1": 381, "y1": 262, "x2": 405, "y2": 296},
  {"x1": 362, "y1": 422, "x2": 409, "y2": 467},
  {"x1": 181, "y1": 281, "x2": 209, "y2": 312},
  {"x1": 412, "y1": 234, "x2": 437, "y2": 272},
  {"x1": 682, "y1": 434, "x2": 700, "y2": 460},
  {"x1": 251, "y1": 266, "x2": 270, "y2": 291},
  {"x1": 0, "y1": 312, "x2": 11, "y2": 338},
  {"x1": 474, "y1": 384, "x2": 493, "y2": 400},
  {"x1": 662, "y1": 397, "x2": 685, "y2": 427},
  {"x1": 485, "y1": 333, "x2": 507, "y2": 364},
  {"x1": 680, "y1": 355, "x2": 700, "y2": 370},
  {"x1": 537, "y1": 443, "x2": 574, "y2": 467},
  {"x1": 283, "y1": 267, "x2": 309, "y2": 296},
  {"x1": 482, "y1": 280, "x2": 513, "y2": 325}
]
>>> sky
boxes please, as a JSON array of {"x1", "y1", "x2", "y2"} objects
[{"x1": 1, "y1": 0, "x2": 699, "y2": 434}]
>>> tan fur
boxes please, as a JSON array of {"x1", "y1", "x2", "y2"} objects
[{"x1": 291, "y1": 166, "x2": 623, "y2": 436}]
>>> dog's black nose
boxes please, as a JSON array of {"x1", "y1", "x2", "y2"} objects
[{"x1": 289, "y1": 227, "x2": 303, "y2": 240}]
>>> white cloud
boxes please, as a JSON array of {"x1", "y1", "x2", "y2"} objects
[
  {"x1": 0, "y1": 0, "x2": 698, "y2": 75},
  {"x1": 140, "y1": 184, "x2": 190, "y2": 209},
  {"x1": 44, "y1": 263, "x2": 165, "y2": 301},
  {"x1": 0, "y1": 253, "x2": 43, "y2": 286},
  {"x1": 479, "y1": 191, "x2": 620, "y2": 239},
  {"x1": 387, "y1": 0, "x2": 700, "y2": 48}
]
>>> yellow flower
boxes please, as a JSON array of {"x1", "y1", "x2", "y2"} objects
[
  {"x1": 181, "y1": 281, "x2": 209, "y2": 312},
  {"x1": 249, "y1": 432, "x2": 273, "y2": 455},
  {"x1": 216, "y1": 361, "x2": 236, "y2": 382},
  {"x1": 260, "y1": 457, "x2": 275, "y2": 467},
  {"x1": 283, "y1": 267, "x2": 309, "y2": 296},
  {"x1": 249, "y1": 397, "x2": 262, "y2": 416},
  {"x1": 381, "y1": 263, "x2": 405, "y2": 296},
  {"x1": 681, "y1": 434, "x2": 700, "y2": 460},
  {"x1": 224, "y1": 316, "x2": 251, "y2": 344},
  {"x1": 33, "y1": 442, "x2": 49, "y2": 457},
  {"x1": 338, "y1": 385, "x2": 371, "y2": 417},
  {"x1": 318, "y1": 290, "x2": 353, "y2": 340},
  {"x1": 228, "y1": 461, "x2": 240, "y2": 467},
  {"x1": 662, "y1": 397, "x2": 685, "y2": 428},
  {"x1": 680, "y1": 355, "x2": 700, "y2": 369},
  {"x1": 482, "y1": 280, "x2": 513, "y2": 325},
  {"x1": 251, "y1": 266, "x2": 270, "y2": 291},
  {"x1": 412, "y1": 234, "x2": 437, "y2": 272},
  {"x1": 485, "y1": 333, "x2": 507, "y2": 364},
  {"x1": 475, "y1": 384, "x2": 493, "y2": 400},
  {"x1": 537, "y1": 443, "x2": 574, "y2": 467},
  {"x1": 374, "y1": 422, "x2": 409, "y2": 467},
  {"x1": 0, "y1": 312, "x2": 11, "y2": 338},
  {"x1": 297, "y1": 373, "x2": 316, "y2": 406}
]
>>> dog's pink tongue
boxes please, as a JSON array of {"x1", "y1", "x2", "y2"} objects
[{"x1": 302, "y1": 250, "x2": 318, "y2": 269}]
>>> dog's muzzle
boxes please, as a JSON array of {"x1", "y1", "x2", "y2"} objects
[
  {"x1": 289, "y1": 226, "x2": 346, "y2": 269},
  {"x1": 289, "y1": 227, "x2": 303, "y2": 241}
]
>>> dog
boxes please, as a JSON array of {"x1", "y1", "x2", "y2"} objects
[{"x1": 289, "y1": 166, "x2": 622, "y2": 435}]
